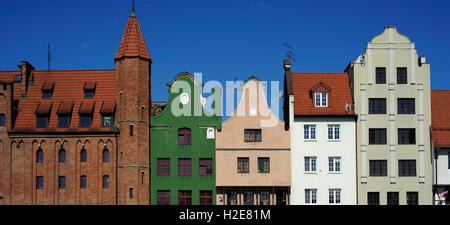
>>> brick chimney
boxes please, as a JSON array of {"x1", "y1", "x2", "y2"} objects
[{"x1": 17, "y1": 61, "x2": 35, "y2": 98}]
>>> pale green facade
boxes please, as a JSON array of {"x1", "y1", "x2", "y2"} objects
[{"x1": 346, "y1": 27, "x2": 433, "y2": 205}]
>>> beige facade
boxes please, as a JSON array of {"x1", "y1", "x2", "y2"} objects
[
  {"x1": 346, "y1": 27, "x2": 433, "y2": 205},
  {"x1": 216, "y1": 77, "x2": 291, "y2": 205}
]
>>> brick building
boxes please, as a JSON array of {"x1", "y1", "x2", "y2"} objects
[{"x1": 0, "y1": 4, "x2": 151, "y2": 205}]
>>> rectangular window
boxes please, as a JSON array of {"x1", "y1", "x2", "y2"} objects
[
  {"x1": 369, "y1": 98, "x2": 386, "y2": 114},
  {"x1": 84, "y1": 90, "x2": 95, "y2": 99},
  {"x1": 368, "y1": 192, "x2": 380, "y2": 205},
  {"x1": 199, "y1": 158, "x2": 213, "y2": 176},
  {"x1": 305, "y1": 189, "x2": 317, "y2": 204},
  {"x1": 42, "y1": 91, "x2": 52, "y2": 99},
  {"x1": 376, "y1": 67, "x2": 386, "y2": 84},
  {"x1": 369, "y1": 160, "x2": 387, "y2": 176},
  {"x1": 369, "y1": 128, "x2": 387, "y2": 145},
  {"x1": 178, "y1": 158, "x2": 192, "y2": 176},
  {"x1": 237, "y1": 157, "x2": 249, "y2": 173},
  {"x1": 329, "y1": 189, "x2": 341, "y2": 204},
  {"x1": 244, "y1": 129, "x2": 262, "y2": 142},
  {"x1": 398, "y1": 128, "x2": 416, "y2": 145},
  {"x1": 0, "y1": 114, "x2": 5, "y2": 127},
  {"x1": 36, "y1": 116, "x2": 49, "y2": 128},
  {"x1": 79, "y1": 114, "x2": 92, "y2": 128},
  {"x1": 258, "y1": 157, "x2": 270, "y2": 173},
  {"x1": 178, "y1": 191, "x2": 192, "y2": 205},
  {"x1": 328, "y1": 125, "x2": 340, "y2": 140},
  {"x1": 305, "y1": 157, "x2": 317, "y2": 172},
  {"x1": 399, "y1": 160, "x2": 416, "y2": 177},
  {"x1": 129, "y1": 188, "x2": 134, "y2": 199},
  {"x1": 387, "y1": 192, "x2": 399, "y2": 205},
  {"x1": 329, "y1": 157, "x2": 341, "y2": 172},
  {"x1": 398, "y1": 98, "x2": 415, "y2": 114},
  {"x1": 80, "y1": 176, "x2": 87, "y2": 189},
  {"x1": 36, "y1": 176, "x2": 44, "y2": 189},
  {"x1": 227, "y1": 191, "x2": 238, "y2": 205},
  {"x1": 407, "y1": 192, "x2": 419, "y2": 205},
  {"x1": 130, "y1": 125, "x2": 134, "y2": 136},
  {"x1": 157, "y1": 191, "x2": 170, "y2": 205},
  {"x1": 397, "y1": 67, "x2": 408, "y2": 84},
  {"x1": 304, "y1": 125, "x2": 316, "y2": 140},
  {"x1": 101, "y1": 114, "x2": 114, "y2": 128},
  {"x1": 260, "y1": 191, "x2": 270, "y2": 205},
  {"x1": 58, "y1": 176, "x2": 66, "y2": 189},
  {"x1": 103, "y1": 175, "x2": 109, "y2": 189},
  {"x1": 199, "y1": 191, "x2": 213, "y2": 205},
  {"x1": 315, "y1": 92, "x2": 328, "y2": 107},
  {"x1": 157, "y1": 158, "x2": 170, "y2": 176},
  {"x1": 58, "y1": 115, "x2": 70, "y2": 128},
  {"x1": 243, "y1": 191, "x2": 254, "y2": 205}
]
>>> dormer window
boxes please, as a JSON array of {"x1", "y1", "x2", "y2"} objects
[
  {"x1": 79, "y1": 101, "x2": 94, "y2": 128},
  {"x1": 41, "y1": 82, "x2": 55, "y2": 99},
  {"x1": 100, "y1": 101, "x2": 116, "y2": 128},
  {"x1": 57, "y1": 101, "x2": 74, "y2": 128},
  {"x1": 35, "y1": 102, "x2": 52, "y2": 128},
  {"x1": 315, "y1": 92, "x2": 328, "y2": 107},
  {"x1": 84, "y1": 81, "x2": 96, "y2": 99}
]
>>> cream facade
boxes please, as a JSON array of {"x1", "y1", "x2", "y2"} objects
[
  {"x1": 345, "y1": 27, "x2": 433, "y2": 205},
  {"x1": 216, "y1": 77, "x2": 291, "y2": 205}
]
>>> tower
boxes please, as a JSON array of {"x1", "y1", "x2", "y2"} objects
[{"x1": 114, "y1": 0, "x2": 152, "y2": 205}]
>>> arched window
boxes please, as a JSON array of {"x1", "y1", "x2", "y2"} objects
[
  {"x1": 80, "y1": 149, "x2": 87, "y2": 162},
  {"x1": 178, "y1": 128, "x2": 192, "y2": 145},
  {"x1": 36, "y1": 148, "x2": 44, "y2": 163},
  {"x1": 103, "y1": 149, "x2": 109, "y2": 162},
  {"x1": 59, "y1": 148, "x2": 66, "y2": 163},
  {"x1": 103, "y1": 175, "x2": 109, "y2": 189}
]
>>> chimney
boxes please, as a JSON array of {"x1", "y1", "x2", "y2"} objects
[
  {"x1": 283, "y1": 59, "x2": 291, "y2": 72},
  {"x1": 17, "y1": 61, "x2": 35, "y2": 98}
]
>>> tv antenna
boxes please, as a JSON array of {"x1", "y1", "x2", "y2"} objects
[{"x1": 283, "y1": 42, "x2": 296, "y2": 63}]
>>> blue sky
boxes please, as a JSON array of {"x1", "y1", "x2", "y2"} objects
[{"x1": 1, "y1": 0, "x2": 449, "y2": 115}]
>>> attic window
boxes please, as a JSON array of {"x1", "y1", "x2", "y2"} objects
[
  {"x1": 78, "y1": 101, "x2": 95, "y2": 128},
  {"x1": 315, "y1": 93, "x2": 328, "y2": 107},
  {"x1": 35, "y1": 102, "x2": 52, "y2": 128},
  {"x1": 84, "y1": 81, "x2": 96, "y2": 99},
  {"x1": 57, "y1": 102, "x2": 74, "y2": 128},
  {"x1": 41, "y1": 82, "x2": 55, "y2": 99},
  {"x1": 100, "y1": 101, "x2": 116, "y2": 128}
]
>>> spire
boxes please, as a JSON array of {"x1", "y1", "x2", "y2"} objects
[
  {"x1": 114, "y1": 9, "x2": 151, "y2": 62},
  {"x1": 131, "y1": 0, "x2": 136, "y2": 17}
]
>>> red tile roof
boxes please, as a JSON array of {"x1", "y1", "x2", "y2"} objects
[
  {"x1": 114, "y1": 16, "x2": 151, "y2": 61},
  {"x1": 35, "y1": 102, "x2": 53, "y2": 115},
  {"x1": 79, "y1": 101, "x2": 95, "y2": 114},
  {"x1": 291, "y1": 73, "x2": 354, "y2": 116},
  {"x1": 57, "y1": 101, "x2": 74, "y2": 114},
  {"x1": 431, "y1": 90, "x2": 450, "y2": 148},
  {"x1": 41, "y1": 82, "x2": 55, "y2": 91},
  {"x1": 83, "y1": 81, "x2": 97, "y2": 90},
  {"x1": 100, "y1": 101, "x2": 116, "y2": 114}
]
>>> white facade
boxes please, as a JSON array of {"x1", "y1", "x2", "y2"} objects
[
  {"x1": 290, "y1": 117, "x2": 357, "y2": 205},
  {"x1": 433, "y1": 147, "x2": 450, "y2": 205}
]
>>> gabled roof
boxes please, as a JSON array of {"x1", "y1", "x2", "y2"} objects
[
  {"x1": 291, "y1": 73, "x2": 354, "y2": 116},
  {"x1": 431, "y1": 90, "x2": 450, "y2": 148},
  {"x1": 114, "y1": 15, "x2": 151, "y2": 61}
]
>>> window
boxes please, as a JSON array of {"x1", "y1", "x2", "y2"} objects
[
  {"x1": 315, "y1": 92, "x2": 328, "y2": 107},
  {"x1": 80, "y1": 149, "x2": 87, "y2": 162},
  {"x1": 328, "y1": 125, "x2": 340, "y2": 140},
  {"x1": 227, "y1": 191, "x2": 238, "y2": 205},
  {"x1": 80, "y1": 175, "x2": 86, "y2": 189},
  {"x1": 329, "y1": 157, "x2": 341, "y2": 172},
  {"x1": 36, "y1": 176, "x2": 44, "y2": 189},
  {"x1": 178, "y1": 191, "x2": 192, "y2": 205},
  {"x1": 260, "y1": 191, "x2": 270, "y2": 205},
  {"x1": 103, "y1": 149, "x2": 109, "y2": 162},
  {"x1": 58, "y1": 115, "x2": 70, "y2": 128},
  {"x1": 369, "y1": 129, "x2": 387, "y2": 145},
  {"x1": 42, "y1": 91, "x2": 52, "y2": 99},
  {"x1": 58, "y1": 176, "x2": 66, "y2": 189},
  {"x1": 244, "y1": 129, "x2": 262, "y2": 142},
  {"x1": 237, "y1": 157, "x2": 249, "y2": 173},
  {"x1": 369, "y1": 160, "x2": 387, "y2": 176},
  {"x1": 130, "y1": 125, "x2": 134, "y2": 136},
  {"x1": 36, "y1": 116, "x2": 49, "y2": 128},
  {"x1": 79, "y1": 114, "x2": 92, "y2": 128},
  {"x1": 305, "y1": 157, "x2": 317, "y2": 172},
  {"x1": 129, "y1": 188, "x2": 134, "y2": 199},
  {"x1": 376, "y1": 67, "x2": 386, "y2": 84},
  {"x1": 387, "y1": 192, "x2": 399, "y2": 205},
  {"x1": 398, "y1": 129, "x2": 416, "y2": 145},
  {"x1": 305, "y1": 189, "x2": 317, "y2": 204},
  {"x1": 304, "y1": 125, "x2": 316, "y2": 140},
  {"x1": 84, "y1": 90, "x2": 95, "y2": 99},
  {"x1": 244, "y1": 191, "x2": 254, "y2": 205},
  {"x1": 329, "y1": 189, "x2": 341, "y2": 204},
  {"x1": 101, "y1": 114, "x2": 114, "y2": 128},
  {"x1": 368, "y1": 192, "x2": 380, "y2": 205},
  {"x1": 178, "y1": 158, "x2": 192, "y2": 176},
  {"x1": 398, "y1": 98, "x2": 415, "y2": 114},
  {"x1": 369, "y1": 98, "x2": 386, "y2": 114},
  {"x1": 406, "y1": 192, "x2": 419, "y2": 205},
  {"x1": 157, "y1": 191, "x2": 170, "y2": 205},
  {"x1": 36, "y1": 148, "x2": 44, "y2": 163},
  {"x1": 397, "y1": 67, "x2": 408, "y2": 84},
  {"x1": 59, "y1": 149, "x2": 66, "y2": 163},
  {"x1": 103, "y1": 175, "x2": 109, "y2": 189},
  {"x1": 157, "y1": 159, "x2": 170, "y2": 176},
  {"x1": 258, "y1": 157, "x2": 270, "y2": 173},
  {"x1": 199, "y1": 159, "x2": 213, "y2": 176},
  {"x1": 399, "y1": 160, "x2": 416, "y2": 177},
  {"x1": 178, "y1": 128, "x2": 191, "y2": 145},
  {"x1": 0, "y1": 114, "x2": 5, "y2": 127},
  {"x1": 199, "y1": 191, "x2": 213, "y2": 205}
]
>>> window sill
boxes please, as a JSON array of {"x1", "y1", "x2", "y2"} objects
[
  {"x1": 304, "y1": 139, "x2": 317, "y2": 142},
  {"x1": 327, "y1": 140, "x2": 341, "y2": 142},
  {"x1": 328, "y1": 172, "x2": 342, "y2": 174},
  {"x1": 304, "y1": 172, "x2": 318, "y2": 174}
]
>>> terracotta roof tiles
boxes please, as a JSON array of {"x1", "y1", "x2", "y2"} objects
[
  {"x1": 431, "y1": 90, "x2": 450, "y2": 148},
  {"x1": 114, "y1": 16, "x2": 151, "y2": 61}
]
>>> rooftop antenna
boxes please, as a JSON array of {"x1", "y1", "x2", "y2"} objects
[
  {"x1": 131, "y1": 0, "x2": 136, "y2": 17},
  {"x1": 48, "y1": 43, "x2": 51, "y2": 71},
  {"x1": 283, "y1": 42, "x2": 296, "y2": 63}
]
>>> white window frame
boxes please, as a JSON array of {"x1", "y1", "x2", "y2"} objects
[
  {"x1": 327, "y1": 124, "x2": 341, "y2": 141},
  {"x1": 304, "y1": 125, "x2": 317, "y2": 140},
  {"x1": 305, "y1": 189, "x2": 317, "y2": 205},
  {"x1": 315, "y1": 92, "x2": 328, "y2": 107},
  {"x1": 329, "y1": 189, "x2": 341, "y2": 205},
  {"x1": 305, "y1": 157, "x2": 317, "y2": 173},
  {"x1": 328, "y1": 157, "x2": 342, "y2": 173}
]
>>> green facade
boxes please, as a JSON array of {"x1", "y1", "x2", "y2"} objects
[{"x1": 150, "y1": 72, "x2": 221, "y2": 205}]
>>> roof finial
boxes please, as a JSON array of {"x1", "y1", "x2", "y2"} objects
[{"x1": 131, "y1": 0, "x2": 136, "y2": 17}]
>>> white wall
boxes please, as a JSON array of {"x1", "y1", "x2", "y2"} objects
[
  {"x1": 291, "y1": 117, "x2": 357, "y2": 205},
  {"x1": 434, "y1": 149, "x2": 450, "y2": 185}
]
